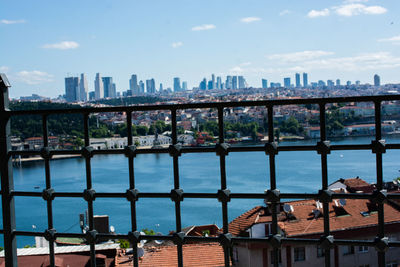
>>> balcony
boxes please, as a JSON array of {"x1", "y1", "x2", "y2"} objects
[{"x1": 1, "y1": 73, "x2": 400, "y2": 266}]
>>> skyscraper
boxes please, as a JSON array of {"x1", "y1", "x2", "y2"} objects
[
  {"x1": 129, "y1": 74, "x2": 138, "y2": 95},
  {"x1": 226, "y1": 76, "x2": 232, "y2": 89},
  {"x1": 216, "y1": 77, "x2": 222, "y2": 90},
  {"x1": 284, "y1": 77, "x2": 291, "y2": 88},
  {"x1": 139, "y1": 80, "x2": 145, "y2": 93},
  {"x1": 374, "y1": 74, "x2": 381, "y2": 87},
  {"x1": 146, "y1": 79, "x2": 156, "y2": 94},
  {"x1": 65, "y1": 76, "x2": 79, "y2": 102},
  {"x1": 238, "y1": 76, "x2": 245, "y2": 89},
  {"x1": 302, "y1": 73, "x2": 308, "y2": 88},
  {"x1": 79, "y1": 73, "x2": 88, "y2": 102},
  {"x1": 94, "y1": 73, "x2": 104, "y2": 99},
  {"x1": 295, "y1": 73, "x2": 301, "y2": 88},
  {"x1": 182, "y1": 81, "x2": 187, "y2": 91},
  {"x1": 262, "y1": 79, "x2": 268, "y2": 89},
  {"x1": 102, "y1": 77, "x2": 115, "y2": 98},
  {"x1": 173, "y1": 77, "x2": 181, "y2": 92},
  {"x1": 327, "y1": 80, "x2": 334, "y2": 88},
  {"x1": 232, "y1": 76, "x2": 238, "y2": 90},
  {"x1": 211, "y1": 74, "x2": 215, "y2": 89},
  {"x1": 159, "y1": 83, "x2": 163, "y2": 91},
  {"x1": 200, "y1": 78, "x2": 207, "y2": 90},
  {"x1": 336, "y1": 79, "x2": 341, "y2": 86}
]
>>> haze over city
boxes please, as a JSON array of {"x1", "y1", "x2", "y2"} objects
[{"x1": 2, "y1": 0, "x2": 400, "y2": 98}]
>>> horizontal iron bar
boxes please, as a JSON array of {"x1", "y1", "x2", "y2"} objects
[{"x1": 7, "y1": 95, "x2": 400, "y2": 116}]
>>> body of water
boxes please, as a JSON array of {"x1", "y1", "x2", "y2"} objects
[{"x1": 4, "y1": 136, "x2": 400, "y2": 247}]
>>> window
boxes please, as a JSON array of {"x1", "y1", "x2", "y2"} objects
[
  {"x1": 294, "y1": 247, "x2": 306, "y2": 262},
  {"x1": 270, "y1": 249, "x2": 282, "y2": 265},
  {"x1": 317, "y1": 246, "x2": 325, "y2": 258},
  {"x1": 358, "y1": 246, "x2": 369, "y2": 253},
  {"x1": 343, "y1": 245, "x2": 354, "y2": 255}
]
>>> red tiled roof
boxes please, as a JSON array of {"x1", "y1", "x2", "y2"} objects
[
  {"x1": 118, "y1": 243, "x2": 226, "y2": 267},
  {"x1": 229, "y1": 199, "x2": 400, "y2": 238}
]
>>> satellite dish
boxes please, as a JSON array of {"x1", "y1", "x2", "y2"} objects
[
  {"x1": 110, "y1": 226, "x2": 115, "y2": 233},
  {"x1": 339, "y1": 199, "x2": 347, "y2": 207},
  {"x1": 137, "y1": 247, "x2": 145, "y2": 258},
  {"x1": 283, "y1": 204, "x2": 293, "y2": 213},
  {"x1": 155, "y1": 232, "x2": 164, "y2": 245}
]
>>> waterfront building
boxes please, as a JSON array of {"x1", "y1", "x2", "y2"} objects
[
  {"x1": 295, "y1": 73, "x2": 301, "y2": 87},
  {"x1": 94, "y1": 73, "x2": 104, "y2": 99},
  {"x1": 173, "y1": 77, "x2": 181, "y2": 92},
  {"x1": 303, "y1": 73, "x2": 308, "y2": 88},
  {"x1": 284, "y1": 77, "x2": 291, "y2": 88},
  {"x1": 79, "y1": 73, "x2": 88, "y2": 102},
  {"x1": 374, "y1": 74, "x2": 381, "y2": 87},
  {"x1": 65, "y1": 76, "x2": 79, "y2": 102},
  {"x1": 262, "y1": 79, "x2": 268, "y2": 89}
]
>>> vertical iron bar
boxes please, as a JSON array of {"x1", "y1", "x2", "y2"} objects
[
  {"x1": 319, "y1": 103, "x2": 331, "y2": 267},
  {"x1": 126, "y1": 110, "x2": 139, "y2": 267},
  {"x1": 0, "y1": 74, "x2": 17, "y2": 266},
  {"x1": 171, "y1": 108, "x2": 183, "y2": 267},
  {"x1": 218, "y1": 107, "x2": 230, "y2": 267},
  {"x1": 83, "y1": 113, "x2": 96, "y2": 267},
  {"x1": 268, "y1": 106, "x2": 279, "y2": 267},
  {"x1": 374, "y1": 101, "x2": 385, "y2": 266},
  {"x1": 42, "y1": 115, "x2": 55, "y2": 267}
]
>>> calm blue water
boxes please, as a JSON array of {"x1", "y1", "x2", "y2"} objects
[{"x1": 3, "y1": 136, "x2": 400, "y2": 247}]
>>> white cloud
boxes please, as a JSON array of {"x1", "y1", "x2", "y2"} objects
[
  {"x1": 267, "y1": 50, "x2": 334, "y2": 62},
  {"x1": 334, "y1": 4, "x2": 387, "y2": 16},
  {"x1": 240, "y1": 17, "x2": 261, "y2": 23},
  {"x1": 307, "y1": 8, "x2": 330, "y2": 18},
  {"x1": 279, "y1": 10, "x2": 291, "y2": 16},
  {"x1": 0, "y1": 66, "x2": 9, "y2": 73},
  {"x1": 229, "y1": 66, "x2": 244, "y2": 73},
  {"x1": 15, "y1": 71, "x2": 54, "y2": 85},
  {"x1": 42, "y1": 41, "x2": 79, "y2": 50},
  {"x1": 240, "y1": 62, "x2": 252, "y2": 66},
  {"x1": 0, "y1": 19, "x2": 26, "y2": 24},
  {"x1": 191, "y1": 24, "x2": 216, "y2": 31},
  {"x1": 171, "y1": 42, "x2": 183, "y2": 48},
  {"x1": 378, "y1": 35, "x2": 400, "y2": 43}
]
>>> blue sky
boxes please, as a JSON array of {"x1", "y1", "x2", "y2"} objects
[{"x1": 1, "y1": 0, "x2": 400, "y2": 98}]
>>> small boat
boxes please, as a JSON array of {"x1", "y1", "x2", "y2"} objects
[{"x1": 34, "y1": 186, "x2": 40, "y2": 189}]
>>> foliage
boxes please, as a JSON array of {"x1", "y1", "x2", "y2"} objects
[
  {"x1": 117, "y1": 239, "x2": 130, "y2": 248},
  {"x1": 142, "y1": 228, "x2": 156, "y2": 235},
  {"x1": 92, "y1": 96, "x2": 162, "y2": 106}
]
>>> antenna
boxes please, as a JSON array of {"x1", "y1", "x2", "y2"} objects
[{"x1": 110, "y1": 225, "x2": 115, "y2": 233}]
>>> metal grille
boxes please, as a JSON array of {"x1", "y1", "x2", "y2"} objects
[{"x1": 1, "y1": 73, "x2": 400, "y2": 267}]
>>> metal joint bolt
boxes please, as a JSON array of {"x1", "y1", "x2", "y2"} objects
[
  {"x1": 86, "y1": 230, "x2": 98, "y2": 244},
  {"x1": 264, "y1": 189, "x2": 280, "y2": 203},
  {"x1": 264, "y1": 142, "x2": 278, "y2": 156},
  {"x1": 127, "y1": 231, "x2": 141, "y2": 244},
  {"x1": 170, "y1": 189, "x2": 184, "y2": 202},
  {"x1": 317, "y1": 141, "x2": 331, "y2": 155},
  {"x1": 217, "y1": 189, "x2": 231, "y2": 203},
  {"x1": 42, "y1": 188, "x2": 55, "y2": 201},
  {"x1": 216, "y1": 143, "x2": 230, "y2": 156},
  {"x1": 83, "y1": 189, "x2": 96, "y2": 202},
  {"x1": 219, "y1": 233, "x2": 233, "y2": 247},
  {"x1": 269, "y1": 234, "x2": 282, "y2": 249},
  {"x1": 81, "y1": 146, "x2": 94, "y2": 158},
  {"x1": 318, "y1": 189, "x2": 333, "y2": 203},
  {"x1": 372, "y1": 189, "x2": 387, "y2": 204},
  {"x1": 40, "y1": 147, "x2": 52, "y2": 160},
  {"x1": 126, "y1": 189, "x2": 139, "y2": 202},
  {"x1": 44, "y1": 229, "x2": 56, "y2": 242},
  {"x1": 374, "y1": 236, "x2": 389, "y2": 252},
  {"x1": 168, "y1": 144, "x2": 182, "y2": 157},
  {"x1": 172, "y1": 232, "x2": 185, "y2": 245},
  {"x1": 371, "y1": 140, "x2": 386, "y2": 154},
  {"x1": 319, "y1": 235, "x2": 334, "y2": 249},
  {"x1": 124, "y1": 145, "x2": 137, "y2": 158}
]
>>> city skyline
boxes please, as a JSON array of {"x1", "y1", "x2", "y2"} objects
[{"x1": 2, "y1": 0, "x2": 400, "y2": 98}]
